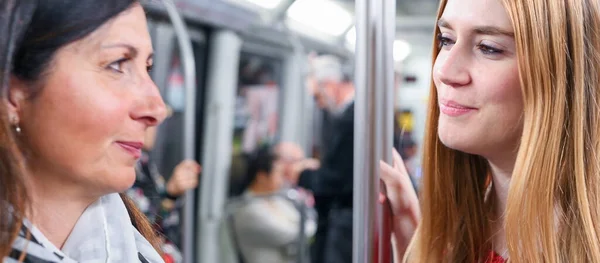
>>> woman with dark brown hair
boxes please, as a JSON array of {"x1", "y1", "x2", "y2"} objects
[{"x1": 0, "y1": 0, "x2": 167, "y2": 262}]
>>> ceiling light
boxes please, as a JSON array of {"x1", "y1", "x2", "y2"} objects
[
  {"x1": 229, "y1": 0, "x2": 283, "y2": 10},
  {"x1": 393, "y1": 40, "x2": 412, "y2": 61},
  {"x1": 287, "y1": 0, "x2": 352, "y2": 36}
]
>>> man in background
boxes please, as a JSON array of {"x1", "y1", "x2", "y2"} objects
[{"x1": 294, "y1": 55, "x2": 355, "y2": 263}]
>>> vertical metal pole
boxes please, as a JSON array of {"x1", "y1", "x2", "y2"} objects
[
  {"x1": 353, "y1": 0, "x2": 379, "y2": 262},
  {"x1": 162, "y1": 1, "x2": 197, "y2": 263},
  {"x1": 354, "y1": 0, "x2": 396, "y2": 262},
  {"x1": 379, "y1": 0, "x2": 397, "y2": 262},
  {"x1": 197, "y1": 30, "x2": 242, "y2": 263},
  {"x1": 280, "y1": 48, "x2": 304, "y2": 145}
]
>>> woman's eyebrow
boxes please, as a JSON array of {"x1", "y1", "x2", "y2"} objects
[
  {"x1": 101, "y1": 43, "x2": 138, "y2": 57},
  {"x1": 437, "y1": 18, "x2": 514, "y2": 38}
]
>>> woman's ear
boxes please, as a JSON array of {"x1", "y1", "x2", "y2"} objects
[{"x1": 6, "y1": 76, "x2": 27, "y2": 119}]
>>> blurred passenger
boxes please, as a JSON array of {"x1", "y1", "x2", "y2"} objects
[
  {"x1": 274, "y1": 143, "x2": 314, "y2": 184},
  {"x1": 297, "y1": 55, "x2": 355, "y2": 263},
  {"x1": 274, "y1": 142, "x2": 318, "y2": 208},
  {"x1": 307, "y1": 54, "x2": 336, "y2": 158},
  {"x1": 233, "y1": 147, "x2": 316, "y2": 263},
  {"x1": 380, "y1": 0, "x2": 600, "y2": 262},
  {"x1": 127, "y1": 125, "x2": 202, "y2": 263},
  {"x1": 1, "y1": 1, "x2": 167, "y2": 262}
]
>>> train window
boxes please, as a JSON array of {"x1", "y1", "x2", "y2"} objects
[
  {"x1": 229, "y1": 53, "x2": 284, "y2": 197},
  {"x1": 165, "y1": 54, "x2": 185, "y2": 112}
]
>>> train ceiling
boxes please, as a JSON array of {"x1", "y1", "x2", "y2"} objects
[
  {"x1": 153, "y1": 0, "x2": 440, "y2": 60},
  {"x1": 224, "y1": 0, "x2": 440, "y2": 60}
]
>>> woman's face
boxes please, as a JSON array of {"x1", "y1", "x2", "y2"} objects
[
  {"x1": 11, "y1": 4, "x2": 166, "y2": 197},
  {"x1": 433, "y1": 0, "x2": 523, "y2": 160}
]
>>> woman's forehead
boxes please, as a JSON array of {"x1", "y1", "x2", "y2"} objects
[
  {"x1": 440, "y1": 0, "x2": 513, "y2": 32},
  {"x1": 69, "y1": 4, "x2": 152, "y2": 55}
]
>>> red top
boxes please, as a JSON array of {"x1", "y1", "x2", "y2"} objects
[{"x1": 484, "y1": 251, "x2": 506, "y2": 263}]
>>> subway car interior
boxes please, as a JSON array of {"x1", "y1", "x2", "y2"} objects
[
  {"x1": 140, "y1": 0, "x2": 438, "y2": 262},
  {"x1": 9, "y1": 1, "x2": 600, "y2": 263}
]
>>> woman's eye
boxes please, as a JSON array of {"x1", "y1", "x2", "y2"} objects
[
  {"x1": 146, "y1": 64, "x2": 154, "y2": 73},
  {"x1": 107, "y1": 58, "x2": 128, "y2": 73},
  {"x1": 437, "y1": 34, "x2": 455, "y2": 48},
  {"x1": 478, "y1": 44, "x2": 504, "y2": 55}
]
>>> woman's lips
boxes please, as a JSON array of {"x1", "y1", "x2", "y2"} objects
[
  {"x1": 116, "y1": 141, "x2": 143, "y2": 159},
  {"x1": 439, "y1": 99, "x2": 477, "y2": 117}
]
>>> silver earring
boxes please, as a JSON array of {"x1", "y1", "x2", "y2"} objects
[{"x1": 11, "y1": 116, "x2": 21, "y2": 133}]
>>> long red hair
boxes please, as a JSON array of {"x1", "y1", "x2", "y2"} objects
[{"x1": 406, "y1": 0, "x2": 600, "y2": 262}]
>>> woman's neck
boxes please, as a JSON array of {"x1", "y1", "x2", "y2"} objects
[
  {"x1": 486, "y1": 154, "x2": 516, "y2": 259},
  {"x1": 25, "y1": 172, "x2": 97, "y2": 249},
  {"x1": 248, "y1": 183, "x2": 277, "y2": 195}
]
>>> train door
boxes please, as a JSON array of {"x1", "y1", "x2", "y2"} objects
[{"x1": 196, "y1": 31, "x2": 310, "y2": 262}]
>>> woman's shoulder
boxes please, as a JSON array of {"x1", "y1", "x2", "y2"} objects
[
  {"x1": 5, "y1": 223, "x2": 68, "y2": 263},
  {"x1": 5, "y1": 194, "x2": 164, "y2": 263},
  {"x1": 5, "y1": 222, "x2": 161, "y2": 263}
]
